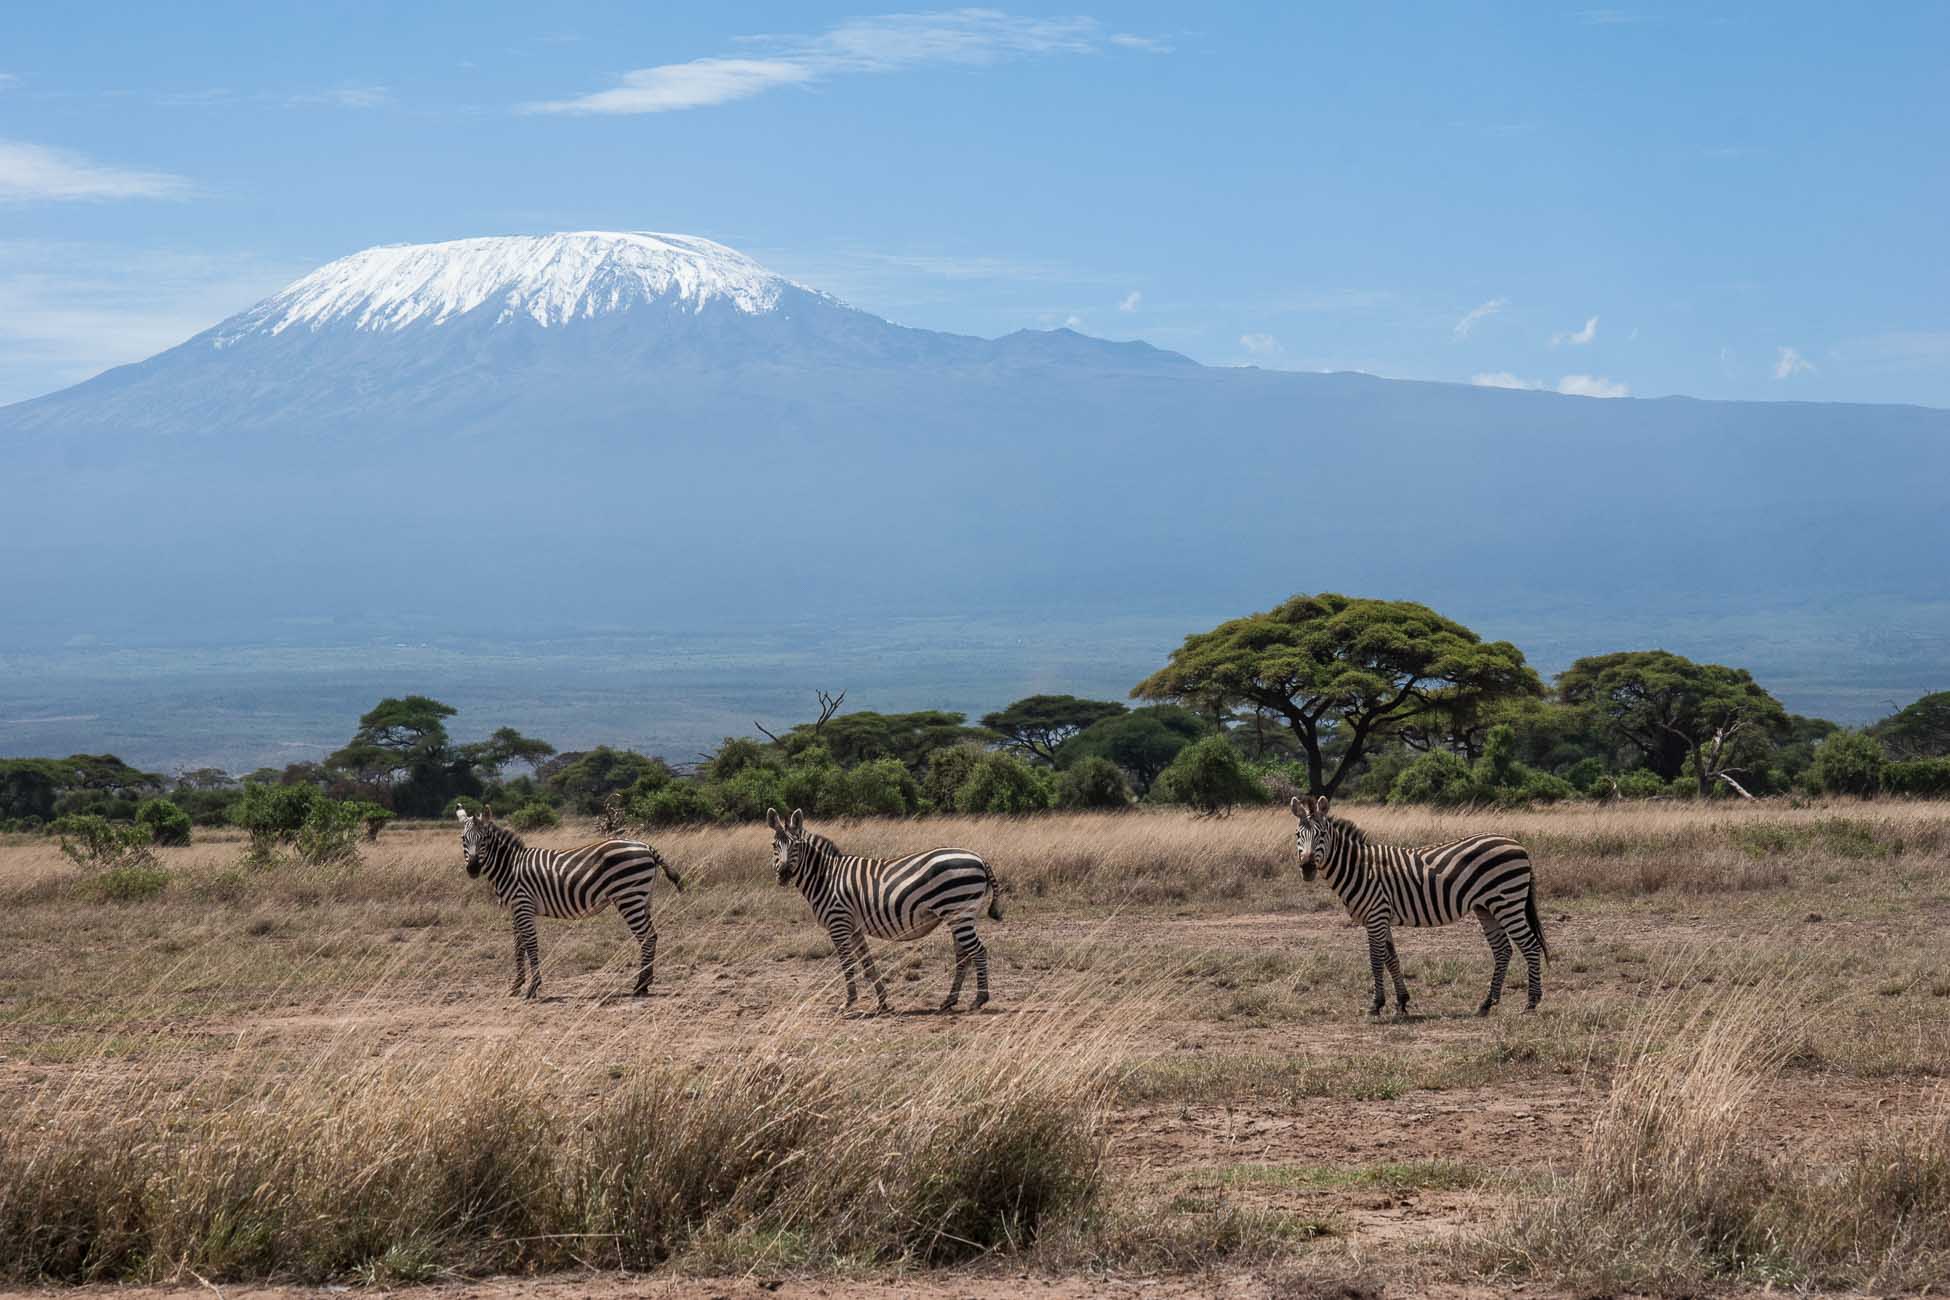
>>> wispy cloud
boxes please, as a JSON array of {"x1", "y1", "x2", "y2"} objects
[
  {"x1": 526, "y1": 11, "x2": 1158, "y2": 115},
  {"x1": 288, "y1": 86, "x2": 392, "y2": 109},
  {"x1": 1240, "y1": 332, "x2": 1280, "y2": 356},
  {"x1": 1118, "y1": 290, "x2": 1141, "y2": 313},
  {"x1": 1557, "y1": 373, "x2": 1629, "y2": 398},
  {"x1": 1471, "y1": 371, "x2": 1540, "y2": 390},
  {"x1": 1772, "y1": 345, "x2": 1814, "y2": 380},
  {"x1": 0, "y1": 74, "x2": 18, "y2": 90},
  {"x1": 1453, "y1": 297, "x2": 1508, "y2": 338},
  {"x1": 1108, "y1": 32, "x2": 1173, "y2": 52},
  {"x1": 1551, "y1": 314, "x2": 1598, "y2": 346},
  {"x1": 0, "y1": 140, "x2": 190, "y2": 203}
]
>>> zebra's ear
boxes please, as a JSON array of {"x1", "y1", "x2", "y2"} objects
[
  {"x1": 788, "y1": 808, "x2": 804, "y2": 835},
  {"x1": 1288, "y1": 796, "x2": 1305, "y2": 819},
  {"x1": 766, "y1": 807, "x2": 782, "y2": 832},
  {"x1": 456, "y1": 808, "x2": 471, "y2": 825},
  {"x1": 1312, "y1": 795, "x2": 1331, "y2": 818}
]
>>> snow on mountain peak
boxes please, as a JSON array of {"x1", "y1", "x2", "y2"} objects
[{"x1": 218, "y1": 232, "x2": 797, "y2": 341}]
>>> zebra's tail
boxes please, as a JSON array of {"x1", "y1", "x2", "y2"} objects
[
  {"x1": 1525, "y1": 877, "x2": 1549, "y2": 964},
  {"x1": 984, "y1": 859, "x2": 1004, "y2": 923},
  {"x1": 660, "y1": 854, "x2": 686, "y2": 894}
]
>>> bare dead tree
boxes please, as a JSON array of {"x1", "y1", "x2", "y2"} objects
[{"x1": 755, "y1": 688, "x2": 847, "y2": 747}]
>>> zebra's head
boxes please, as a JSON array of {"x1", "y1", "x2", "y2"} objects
[
  {"x1": 766, "y1": 806, "x2": 808, "y2": 886},
  {"x1": 457, "y1": 805, "x2": 492, "y2": 877},
  {"x1": 1289, "y1": 795, "x2": 1332, "y2": 880}
]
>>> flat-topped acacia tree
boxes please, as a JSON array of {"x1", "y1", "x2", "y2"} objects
[{"x1": 1132, "y1": 593, "x2": 1542, "y2": 797}]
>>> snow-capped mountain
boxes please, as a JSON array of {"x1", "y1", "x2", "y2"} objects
[
  {"x1": 214, "y1": 232, "x2": 800, "y2": 341},
  {"x1": 2, "y1": 230, "x2": 1946, "y2": 680}
]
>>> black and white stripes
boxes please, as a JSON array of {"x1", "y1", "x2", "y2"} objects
[
  {"x1": 1289, "y1": 796, "x2": 1548, "y2": 1017},
  {"x1": 458, "y1": 806, "x2": 684, "y2": 999},
  {"x1": 768, "y1": 807, "x2": 1003, "y2": 1015}
]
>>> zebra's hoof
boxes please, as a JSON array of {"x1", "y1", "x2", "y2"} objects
[
  {"x1": 1476, "y1": 1001, "x2": 1494, "y2": 1018},
  {"x1": 939, "y1": 999, "x2": 959, "y2": 1013},
  {"x1": 971, "y1": 994, "x2": 990, "y2": 1011}
]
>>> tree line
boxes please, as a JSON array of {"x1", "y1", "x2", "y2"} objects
[{"x1": 5, "y1": 592, "x2": 1949, "y2": 840}]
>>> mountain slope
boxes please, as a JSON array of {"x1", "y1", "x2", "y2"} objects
[{"x1": 1, "y1": 231, "x2": 1945, "y2": 668}]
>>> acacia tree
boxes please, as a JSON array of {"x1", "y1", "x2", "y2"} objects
[
  {"x1": 1871, "y1": 691, "x2": 1950, "y2": 758},
  {"x1": 1132, "y1": 593, "x2": 1541, "y2": 796},
  {"x1": 980, "y1": 695, "x2": 1127, "y2": 764},
  {"x1": 1557, "y1": 650, "x2": 1788, "y2": 798}
]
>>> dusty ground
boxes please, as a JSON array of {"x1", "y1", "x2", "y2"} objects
[{"x1": 4, "y1": 804, "x2": 1949, "y2": 1296}]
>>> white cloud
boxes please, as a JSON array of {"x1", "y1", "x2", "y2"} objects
[
  {"x1": 289, "y1": 86, "x2": 392, "y2": 109},
  {"x1": 1240, "y1": 332, "x2": 1280, "y2": 355},
  {"x1": 0, "y1": 74, "x2": 17, "y2": 89},
  {"x1": 0, "y1": 140, "x2": 190, "y2": 202},
  {"x1": 1471, "y1": 371, "x2": 1541, "y2": 390},
  {"x1": 1453, "y1": 297, "x2": 1507, "y2": 337},
  {"x1": 1108, "y1": 33, "x2": 1173, "y2": 52},
  {"x1": 527, "y1": 11, "x2": 1150, "y2": 115},
  {"x1": 1118, "y1": 290, "x2": 1141, "y2": 313},
  {"x1": 1063, "y1": 313, "x2": 1084, "y2": 329},
  {"x1": 1556, "y1": 373, "x2": 1630, "y2": 398},
  {"x1": 1772, "y1": 345, "x2": 1814, "y2": 379},
  {"x1": 1551, "y1": 314, "x2": 1598, "y2": 346}
]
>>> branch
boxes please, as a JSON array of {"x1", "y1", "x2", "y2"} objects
[
  {"x1": 1713, "y1": 771, "x2": 1757, "y2": 801},
  {"x1": 753, "y1": 721, "x2": 783, "y2": 744},
  {"x1": 814, "y1": 689, "x2": 846, "y2": 735}
]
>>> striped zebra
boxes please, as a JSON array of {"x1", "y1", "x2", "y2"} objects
[
  {"x1": 767, "y1": 807, "x2": 1003, "y2": 1015},
  {"x1": 1289, "y1": 796, "x2": 1549, "y2": 1017},
  {"x1": 457, "y1": 806, "x2": 684, "y2": 999}
]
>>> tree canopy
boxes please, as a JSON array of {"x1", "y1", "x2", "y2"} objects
[
  {"x1": 1871, "y1": 691, "x2": 1950, "y2": 759},
  {"x1": 980, "y1": 695, "x2": 1127, "y2": 764},
  {"x1": 1057, "y1": 705, "x2": 1207, "y2": 795},
  {"x1": 1557, "y1": 650, "x2": 1789, "y2": 796},
  {"x1": 1132, "y1": 593, "x2": 1541, "y2": 796}
]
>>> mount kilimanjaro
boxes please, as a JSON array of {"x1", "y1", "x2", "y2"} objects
[{"x1": 3, "y1": 230, "x2": 1946, "y2": 693}]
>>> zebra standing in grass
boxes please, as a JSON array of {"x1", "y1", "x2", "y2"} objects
[
  {"x1": 458, "y1": 806, "x2": 684, "y2": 999},
  {"x1": 1289, "y1": 796, "x2": 1549, "y2": 1017},
  {"x1": 767, "y1": 807, "x2": 1003, "y2": 1015}
]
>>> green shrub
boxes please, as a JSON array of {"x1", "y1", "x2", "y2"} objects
[
  {"x1": 231, "y1": 783, "x2": 321, "y2": 846},
  {"x1": 55, "y1": 815, "x2": 168, "y2": 901},
  {"x1": 634, "y1": 781, "x2": 714, "y2": 827},
  {"x1": 507, "y1": 802, "x2": 560, "y2": 831},
  {"x1": 1613, "y1": 769, "x2": 1668, "y2": 800},
  {"x1": 1564, "y1": 756, "x2": 1607, "y2": 795},
  {"x1": 347, "y1": 801, "x2": 396, "y2": 841},
  {"x1": 1154, "y1": 736, "x2": 1266, "y2": 814},
  {"x1": 1055, "y1": 756, "x2": 1132, "y2": 810},
  {"x1": 1517, "y1": 770, "x2": 1579, "y2": 804},
  {"x1": 1810, "y1": 731, "x2": 1884, "y2": 798},
  {"x1": 293, "y1": 800, "x2": 363, "y2": 868},
  {"x1": 85, "y1": 865, "x2": 172, "y2": 903},
  {"x1": 1387, "y1": 750, "x2": 1483, "y2": 806},
  {"x1": 135, "y1": 798, "x2": 192, "y2": 846},
  {"x1": 922, "y1": 745, "x2": 986, "y2": 813},
  {"x1": 707, "y1": 765, "x2": 786, "y2": 823},
  {"x1": 839, "y1": 758, "x2": 918, "y2": 818},
  {"x1": 955, "y1": 753, "x2": 1053, "y2": 815},
  {"x1": 1883, "y1": 757, "x2": 1950, "y2": 798}
]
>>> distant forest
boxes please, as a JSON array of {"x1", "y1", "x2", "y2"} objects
[{"x1": 6, "y1": 593, "x2": 1949, "y2": 840}]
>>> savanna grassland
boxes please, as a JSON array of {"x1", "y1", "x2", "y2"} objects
[{"x1": 3, "y1": 802, "x2": 1950, "y2": 1298}]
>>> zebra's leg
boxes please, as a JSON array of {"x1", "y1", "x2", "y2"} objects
[
  {"x1": 620, "y1": 899, "x2": 657, "y2": 996},
  {"x1": 943, "y1": 923, "x2": 988, "y2": 1011},
  {"x1": 514, "y1": 901, "x2": 543, "y2": 999},
  {"x1": 1363, "y1": 919, "x2": 1391, "y2": 1016},
  {"x1": 1384, "y1": 935, "x2": 1411, "y2": 1016},
  {"x1": 971, "y1": 929, "x2": 991, "y2": 1011},
  {"x1": 854, "y1": 934, "x2": 892, "y2": 1013},
  {"x1": 1475, "y1": 907, "x2": 1513, "y2": 1016},
  {"x1": 509, "y1": 903, "x2": 534, "y2": 997},
  {"x1": 1498, "y1": 902, "x2": 1545, "y2": 1011},
  {"x1": 942, "y1": 929, "x2": 970, "y2": 1012},
  {"x1": 830, "y1": 922, "x2": 862, "y2": 1012}
]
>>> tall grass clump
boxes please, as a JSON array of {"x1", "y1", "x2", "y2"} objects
[{"x1": 0, "y1": 963, "x2": 1140, "y2": 1285}]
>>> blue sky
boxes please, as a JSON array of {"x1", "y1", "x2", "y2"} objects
[{"x1": 2, "y1": 3, "x2": 1945, "y2": 407}]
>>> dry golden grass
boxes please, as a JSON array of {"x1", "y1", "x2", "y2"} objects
[{"x1": 3, "y1": 798, "x2": 1950, "y2": 1290}]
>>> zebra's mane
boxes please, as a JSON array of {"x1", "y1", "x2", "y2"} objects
[
  {"x1": 1323, "y1": 815, "x2": 1370, "y2": 848},
  {"x1": 480, "y1": 819, "x2": 526, "y2": 851}
]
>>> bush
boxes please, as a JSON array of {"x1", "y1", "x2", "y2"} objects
[
  {"x1": 1154, "y1": 737, "x2": 1266, "y2": 814},
  {"x1": 922, "y1": 745, "x2": 986, "y2": 813},
  {"x1": 1387, "y1": 750, "x2": 1483, "y2": 806},
  {"x1": 54, "y1": 815, "x2": 169, "y2": 901},
  {"x1": 293, "y1": 800, "x2": 363, "y2": 869},
  {"x1": 1612, "y1": 769, "x2": 1668, "y2": 800},
  {"x1": 1564, "y1": 756, "x2": 1608, "y2": 795},
  {"x1": 708, "y1": 765, "x2": 787, "y2": 823},
  {"x1": 1883, "y1": 757, "x2": 1950, "y2": 798},
  {"x1": 955, "y1": 753, "x2": 1053, "y2": 815},
  {"x1": 1054, "y1": 756, "x2": 1132, "y2": 810},
  {"x1": 86, "y1": 865, "x2": 172, "y2": 903},
  {"x1": 1518, "y1": 770, "x2": 1579, "y2": 804},
  {"x1": 1810, "y1": 731, "x2": 1884, "y2": 798},
  {"x1": 634, "y1": 781, "x2": 714, "y2": 827},
  {"x1": 507, "y1": 802, "x2": 560, "y2": 831},
  {"x1": 135, "y1": 798, "x2": 192, "y2": 846},
  {"x1": 839, "y1": 758, "x2": 918, "y2": 818},
  {"x1": 231, "y1": 783, "x2": 320, "y2": 846},
  {"x1": 347, "y1": 801, "x2": 396, "y2": 841}
]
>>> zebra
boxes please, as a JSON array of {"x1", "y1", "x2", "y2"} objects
[
  {"x1": 457, "y1": 806, "x2": 684, "y2": 999},
  {"x1": 767, "y1": 807, "x2": 1003, "y2": 1015},
  {"x1": 1288, "y1": 795, "x2": 1549, "y2": 1017}
]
